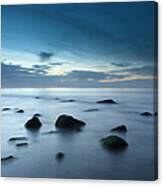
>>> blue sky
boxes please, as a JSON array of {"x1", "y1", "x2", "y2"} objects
[{"x1": 1, "y1": 2, "x2": 157, "y2": 88}]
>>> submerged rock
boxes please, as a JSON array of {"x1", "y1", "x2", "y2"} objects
[
  {"x1": 100, "y1": 135, "x2": 128, "y2": 150},
  {"x1": 154, "y1": 112, "x2": 158, "y2": 116},
  {"x1": 2, "y1": 107, "x2": 11, "y2": 111},
  {"x1": 16, "y1": 142, "x2": 28, "y2": 147},
  {"x1": 25, "y1": 116, "x2": 42, "y2": 130},
  {"x1": 1, "y1": 155, "x2": 15, "y2": 161},
  {"x1": 55, "y1": 114, "x2": 86, "y2": 130},
  {"x1": 83, "y1": 108, "x2": 99, "y2": 112},
  {"x1": 55, "y1": 152, "x2": 65, "y2": 161},
  {"x1": 111, "y1": 125, "x2": 128, "y2": 132},
  {"x1": 97, "y1": 99, "x2": 117, "y2": 104},
  {"x1": 8, "y1": 137, "x2": 28, "y2": 142},
  {"x1": 141, "y1": 112, "x2": 152, "y2": 116},
  {"x1": 16, "y1": 109, "x2": 24, "y2": 113}
]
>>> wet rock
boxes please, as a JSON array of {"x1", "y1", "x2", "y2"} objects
[
  {"x1": 111, "y1": 125, "x2": 128, "y2": 132},
  {"x1": 97, "y1": 99, "x2": 117, "y2": 104},
  {"x1": 16, "y1": 142, "x2": 28, "y2": 147},
  {"x1": 1, "y1": 155, "x2": 15, "y2": 161},
  {"x1": 83, "y1": 108, "x2": 99, "y2": 112},
  {"x1": 33, "y1": 113, "x2": 42, "y2": 117},
  {"x1": 25, "y1": 116, "x2": 42, "y2": 130},
  {"x1": 141, "y1": 112, "x2": 152, "y2": 116},
  {"x1": 55, "y1": 152, "x2": 65, "y2": 161},
  {"x1": 16, "y1": 109, "x2": 24, "y2": 113},
  {"x1": 8, "y1": 137, "x2": 28, "y2": 142},
  {"x1": 2, "y1": 107, "x2": 11, "y2": 111},
  {"x1": 100, "y1": 135, "x2": 128, "y2": 150},
  {"x1": 55, "y1": 114, "x2": 86, "y2": 130}
]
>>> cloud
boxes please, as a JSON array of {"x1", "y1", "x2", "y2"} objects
[{"x1": 38, "y1": 51, "x2": 54, "y2": 61}]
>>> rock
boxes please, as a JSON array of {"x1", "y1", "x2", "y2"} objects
[
  {"x1": 1, "y1": 155, "x2": 15, "y2": 161},
  {"x1": 97, "y1": 99, "x2": 117, "y2": 104},
  {"x1": 55, "y1": 114, "x2": 86, "y2": 130},
  {"x1": 83, "y1": 108, "x2": 99, "y2": 112},
  {"x1": 42, "y1": 130, "x2": 58, "y2": 135},
  {"x1": 55, "y1": 152, "x2": 65, "y2": 161},
  {"x1": 61, "y1": 99, "x2": 75, "y2": 103},
  {"x1": 25, "y1": 116, "x2": 42, "y2": 130},
  {"x1": 111, "y1": 125, "x2": 128, "y2": 132},
  {"x1": 35, "y1": 96, "x2": 40, "y2": 99},
  {"x1": 33, "y1": 113, "x2": 42, "y2": 117},
  {"x1": 141, "y1": 112, "x2": 152, "y2": 116},
  {"x1": 8, "y1": 137, "x2": 28, "y2": 142},
  {"x1": 16, "y1": 142, "x2": 28, "y2": 147},
  {"x1": 154, "y1": 112, "x2": 158, "y2": 116},
  {"x1": 100, "y1": 135, "x2": 128, "y2": 150},
  {"x1": 2, "y1": 107, "x2": 11, "y2": 111},
  {"x1": 16, "y1": 109, "x2": 24, "y2": 113}
]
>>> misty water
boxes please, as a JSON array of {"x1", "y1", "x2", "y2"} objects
[{"x1": 1, "y1": 88, "x2": 157, "y2": 180}]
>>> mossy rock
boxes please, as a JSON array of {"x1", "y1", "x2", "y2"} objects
[{"x1": 100, "y1": 135, "x2": 128, "y2": 150}]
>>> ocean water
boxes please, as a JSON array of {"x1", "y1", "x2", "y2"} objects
[{"x1": 1, "y1": 88, "x2": 157, "y2": 180}]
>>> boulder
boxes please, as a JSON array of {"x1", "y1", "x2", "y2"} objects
[
  {"x1": 100, "y1": 135, "x2": 128, "y2": 150},
  {"x1": 25, "y1": 116, "x2": 42, "y2": 130},
  {"x1": 111, "y1": 125, "x2": 127, "y2": 132},
  {"x1": 97, "y1": 99, "x2": 117, "y2": 104},
  {"x1": 55, "y1": 114, "x2": 86, "y2": 130},
  {"x1": 141, "y1": 112, "x2": 152, "y2": 116}
]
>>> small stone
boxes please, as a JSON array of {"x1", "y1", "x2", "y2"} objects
[
  {"x1": 97, "y1": 99, "x2": 117, "y2": 104},
  {"x1": 16, "y1": 109, "x2": 24, "y2": 113},
  {"x1": 25, "y1": 116, "x2": 42, "y2": 130}
]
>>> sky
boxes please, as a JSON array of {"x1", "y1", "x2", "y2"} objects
[{"x1": 1, "y1": 2, "x2": 157, "y2": 88}]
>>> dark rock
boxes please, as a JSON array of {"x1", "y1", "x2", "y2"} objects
[
  {"x1": 141, "y1": 112, "x2": 152, "y2": 116},
  {"x1": 55, "y1": 114, "x2": 86, "y2": 130},
  {"x1": 8, "y1": 137, "x2": 28, "y2": 142},
  {"x1": 16, "y1": 109, "x2": 24, "y2": 113},
  {"x1": 2, "y1": 107, "x2": 11, "y2": 111},
  {"x1": 25, "y1": 116, "x2": 42, "y2": 130},
  {"x1": 1, "y1": 155, "x2": 15, "y2": 161},
  {"x1": 55, "y1": 152, "x2": 65, "y2": 161},
  {"x1": 83, "y1": 108, "x2": 99, "y2": 112},
  {"x1": 33, "y1": 113, "x2": 42, "y2": 117},
  {"x1": 100, "y1": 135, "x2": 128, "y2": 150},
  {"x1": 97, "y1": 99, "x2": 117, "y2": 104},
  {"x1": 16, "y1": 142, "x2": 28, "y2": 147},
  {"x1": 111, "y1": 125, "x2": 128, "y2": 132}
]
